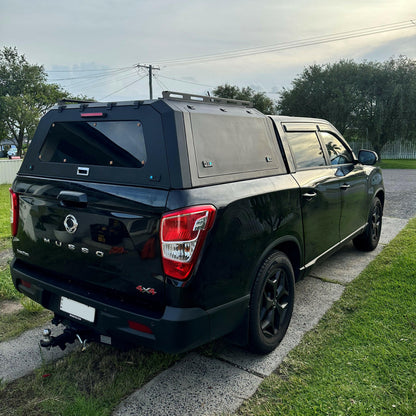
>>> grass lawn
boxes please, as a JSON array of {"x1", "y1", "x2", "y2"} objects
[
  {"x1": 378, "y1": 159, "x2": 416, "y2": 169},
  {"x1": 0, "y1": 184, "x2": 12, "y2": 250},
  {"x1": 0, "y1": 265, "x2": 21, "y2": 300},
  {"x1": 0, "y1": 308, "x2": 52, "y2": 343},
  {"x1": 0, "y1": 344, "x2": 180, "y2": 416},
  {"x1": 0, "y1": 250, "x2": 52, "y2": 342},
  {"x1": 237, "y1": 217, "x2": 416, "y2": 416},
  {"x1": 0, "y1": 183, "x2": 51, "y2": 340}
]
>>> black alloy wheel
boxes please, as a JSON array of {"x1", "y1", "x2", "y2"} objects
[
  {"x1": 248, "y1": 251, "x2": 295, "y2": 354},
  {"x1": 370, "y1": 200, "x2": 382, "y2": 244},
  {"x1": 353, "y1": 197, "x2": 383, "y2": 252}
]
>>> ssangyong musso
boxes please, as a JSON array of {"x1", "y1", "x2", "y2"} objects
[{"x1": 10, "y1": 91, "x2": 384, "y2": 354}]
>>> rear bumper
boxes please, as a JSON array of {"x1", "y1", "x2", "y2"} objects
[{"x1": 10, "y1": 258, "x2": 249, "y2": 353}]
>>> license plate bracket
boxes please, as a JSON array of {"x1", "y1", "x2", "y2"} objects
[{"x1": 60, "y1": 296, "x2": 96, "y2": 323}]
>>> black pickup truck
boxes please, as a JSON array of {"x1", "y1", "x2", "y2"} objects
[{"x1": 9, "y1": 91, "x2": 384, "y2": 354}]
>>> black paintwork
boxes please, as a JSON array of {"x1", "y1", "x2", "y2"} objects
[{"x1": 10, "y1": 96, "x2": 384, "y2": 353}]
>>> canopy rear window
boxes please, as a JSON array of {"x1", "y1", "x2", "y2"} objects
[{"x1": 39, "y1": 121, "x2": 146, "y2": 168}]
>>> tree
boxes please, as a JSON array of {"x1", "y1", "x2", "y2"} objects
[
  {"x1": 212, "y1": 84, "x2": 277, "y2": 114},
  {"x1": 278, "y1": 60, "x2": 363, "y2": 135},
  {"x1": 0, "y1": 47, "x2": 76, "y2": 155},
  {"x1": 355, "y1": 57, "x2": 416, "y2": 155},
  {"x1": 278, "y1": 58, "x2": 416, "y2": 156}
]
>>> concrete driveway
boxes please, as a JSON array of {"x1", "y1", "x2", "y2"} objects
[{"x1": 113, "y1": 169, "x2": 416, "y2": 416}]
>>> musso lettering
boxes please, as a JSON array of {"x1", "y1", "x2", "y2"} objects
[{"x1": 43, "y1": 238, "x2": 104, "y2": 258}]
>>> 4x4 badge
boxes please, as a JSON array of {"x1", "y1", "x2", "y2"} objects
[
  {"x1": 64, "y1": 214, "x2": 78, "y2": 234},
  {"x1": 136, "y1": 285, "x2": 157, "y2": 295}
]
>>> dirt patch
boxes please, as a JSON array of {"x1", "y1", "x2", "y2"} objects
[
  {"x1": 0, "y1": 300, "x2": 23, "y2": 315},
  {"x1": 0, "y1": 248, "x2": 13, "y2": 268}
]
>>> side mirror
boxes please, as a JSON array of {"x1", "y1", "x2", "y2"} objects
[{"x1": 358, "y1": 150, "x2": 378, "y2": 166}]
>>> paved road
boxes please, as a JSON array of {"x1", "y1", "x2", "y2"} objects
[{"x1": 382, "y1": 169, "x2": 416, "y2": 219}]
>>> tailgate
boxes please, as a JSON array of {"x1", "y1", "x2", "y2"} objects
[{"x1": 12, "y1": 178, "x2": 168, "y2": 311}]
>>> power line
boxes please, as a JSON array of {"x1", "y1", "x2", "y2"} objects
[
  {"x1": 45, "y1": 19, "x2": 415, "y2": 77},
  {"x1": 152, "y1": 19, "x2": 416, "y2": 66},
  {"x1": 2, "y1": 67, "x2": 133, "y2": 84},
  {"x1": 36, "y1": 18, "x2": 415, "y2": 100},
  {"x1": 153, "y1": 75, "x2": 170, "y2": 92},
  {"x1": 159, "y1": 20, "x2": 416, "y2": 65},
  {"x1": 48, "y1": 67, "x2": 133, "y2": 82},
  {"x1": 48, "y1": 68, "x2": 135, "y2": 89},
  {"x1": 46, "y1": 66, "x2": 134, "y2": 73},
  {"x1": 66, "y1": 70, "x2": 137, "y2": 91},
  {"x1": 98, "y1": 74, "x2": 147, "y2": 101},
  {"x1": 157, "y1": 75, "x2": 215, "y2": 88}
]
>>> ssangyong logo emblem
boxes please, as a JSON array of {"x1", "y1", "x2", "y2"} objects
[{"x1": 64, "y1": 214, "x2": 78, "y2": 234}]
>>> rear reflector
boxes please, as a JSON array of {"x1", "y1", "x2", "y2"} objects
[
  {"x1": 160, "y1": 205, "x2": 216, "y2": 280},
  {"x1": 128, "y1": 320, "x2": 153, "y2": 334},
  {"x1": 21, "y1": 280, "x2": 31, "y2": 288},
  {"x1": 9, "y1": 188, "x2": 19, "y2": 236},
  {"x1": 80, "y1": 112, "x2": 105, "y2": 118}
]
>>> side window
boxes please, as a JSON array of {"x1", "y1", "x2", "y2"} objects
[
  {"x1": 320, "y1": 132, "x2": 353, "y2": 165},
  {"x1": 286, "y1": 132, "x2": 326, "y2": 169}
]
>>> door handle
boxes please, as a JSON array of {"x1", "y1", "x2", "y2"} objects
[
  {"x1": 57, "y1": 191, "x2": 88, "y2": 207},
  {"x1": 302, "y1": 192, "x2": 317, "y2": 199},
  {"x1": 340, "y1": 184, "x2": 351, "y2": 190}
]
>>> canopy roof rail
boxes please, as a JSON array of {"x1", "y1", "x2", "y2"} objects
[
  {"x1": 162, "y1": 91, "x2": 252, "y2": 107},
  {"x1": 58, "y1": 98, "x2": 96, "y2": 105}
]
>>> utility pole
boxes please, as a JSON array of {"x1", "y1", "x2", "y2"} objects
[{"x1": 136, "y1": 64, "x2": 160, "y2": 99}]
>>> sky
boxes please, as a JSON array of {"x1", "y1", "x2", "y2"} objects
[{"x1": 1, "y1": 0, "x2": 415, "y2": 102}]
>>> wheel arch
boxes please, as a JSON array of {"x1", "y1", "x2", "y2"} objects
[
  {"x1": 255, "y1": 236, "x2": 303, "y2": 282},
  {"x1": 227, "y1": 235, "x2": 302, "y2": 348},
  {"x1": 375, "y1": 189, "x2": 385, "y2": 209}
]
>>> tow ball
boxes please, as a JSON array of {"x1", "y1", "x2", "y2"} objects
[{"x1": 40, "y1": 328, "x2": 89, "y2": 351}]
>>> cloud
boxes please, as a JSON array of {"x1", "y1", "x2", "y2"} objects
[{"x1": 1, "y1": 0, "x2": 414, "y2": 100}]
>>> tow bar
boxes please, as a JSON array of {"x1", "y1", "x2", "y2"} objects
[{"x1": 40, "y1": 327, "x2": 89, "y2": 351}]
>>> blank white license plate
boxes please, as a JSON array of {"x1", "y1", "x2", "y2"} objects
[{"x1": 60, "y1": 297, "x2": 96, "y2": 323}]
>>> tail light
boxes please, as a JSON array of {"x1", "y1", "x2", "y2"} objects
[
  {"x1": 160, "y1": 205, "x2": 216, "y2": 280},
  {"x1": 9, "y1": 188, "x2": 19, "y2": 236}
]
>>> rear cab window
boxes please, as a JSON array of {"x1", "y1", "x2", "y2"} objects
[{"x1": 285, "y1": 131, "x2": 326, "y2": 169}]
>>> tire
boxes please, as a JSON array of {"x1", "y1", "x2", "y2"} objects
[
  {"x1": 248, "y1": 251, "x2": 295, "y2": 354},
  {"x1": 353, "y1": 197, "x2": 383, "y2": 252}
]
